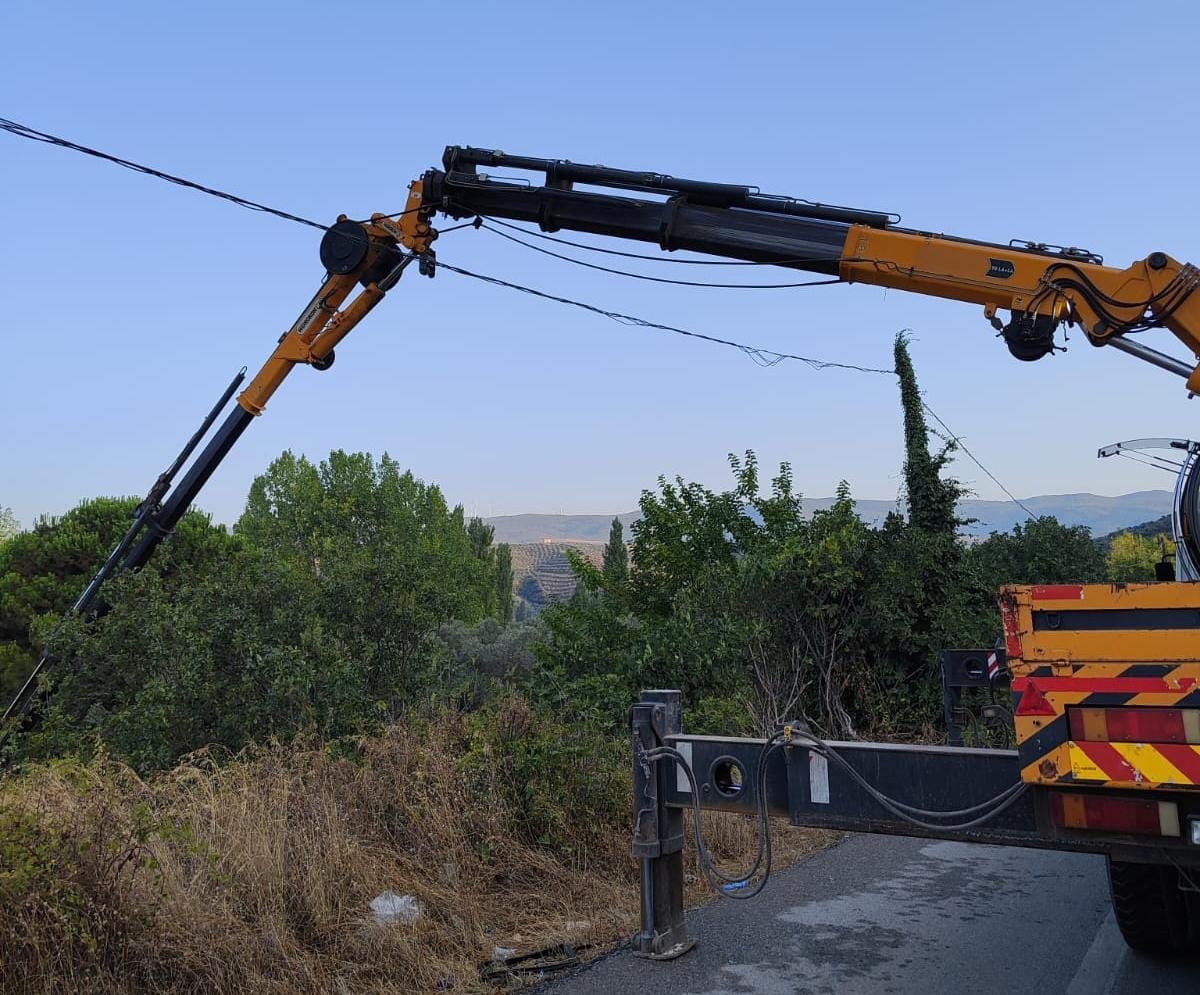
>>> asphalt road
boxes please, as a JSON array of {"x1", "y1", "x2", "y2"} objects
[{"x1": 543, "y1": 834, "x2": 1200, "y2": 995}]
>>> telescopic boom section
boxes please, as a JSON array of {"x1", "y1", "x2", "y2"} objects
[{"x1": 422, "y1": 146, "x2": 1200, "y2": 388}]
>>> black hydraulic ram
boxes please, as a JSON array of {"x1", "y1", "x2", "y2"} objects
[
  {"x1": 422, "y1": 146, "x2": 899, "y2": 273},
  {"x1": 0, "y1": 368, "x2": 252, "y2": 754}
]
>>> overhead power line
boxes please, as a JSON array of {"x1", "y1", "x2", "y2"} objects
[
  {"x1": 434, "y1": 259, "x2": 892, "y2": 373},
  {"x1": 919, "y1": 401, "x2": 1037, "y2": 519},
  {"x1": 1, "y1": 114, "x2": 1035, "y2": 519},
  {"x1": 437, "y1": 258, "x2": 1035, "y2": 521},
  {"x1": 0, "y1": 117, "x2": 330, "y2": 230}
]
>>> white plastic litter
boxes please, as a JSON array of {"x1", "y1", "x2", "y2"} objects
[
  {"x1": 492, "y1": 946, "x2": 517, "y2": 961},
  {"x1": 370, "y1": 891, "x2": 422, "y2": 924}
]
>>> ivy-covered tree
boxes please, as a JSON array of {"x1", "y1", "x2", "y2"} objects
[
  {"x1": 894, "y1": 332, "x2": 964, "y2": 535},
  {"x1": 879, "y1": 333, "x2": 976, "y2": 698}
]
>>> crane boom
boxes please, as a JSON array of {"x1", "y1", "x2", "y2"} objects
[
  {"x1": 7, "y1": 143, "x2": 1200, "y2": 755},
  {"x1": 422, "y1": 146, "x2": 1200, "y2": 384}
]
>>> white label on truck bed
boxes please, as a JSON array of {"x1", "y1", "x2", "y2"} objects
[
  {"x1": 809, "y1": 752, "x2": 830, "y2": 804},
  {"x1": 676, "y1": 741, "x2": 693, "y2": 794}
]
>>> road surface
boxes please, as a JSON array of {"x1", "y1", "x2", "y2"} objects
[{"x1": 544, "y1": 834, "x2": 1200, "y2": 994}]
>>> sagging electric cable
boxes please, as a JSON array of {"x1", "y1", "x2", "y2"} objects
[
  {"x1": 0, "y1": 117, "x2": 429, "y2": 229},
  {"x1": 434, "y1": 260, "x2": 893, "y2": 373},
  {"x1": 0, "y1": 115, "x2": 1036, "y2": 526},
  {"x1": 918, "y1": 401, "x2": 1037, "y2": 520}
]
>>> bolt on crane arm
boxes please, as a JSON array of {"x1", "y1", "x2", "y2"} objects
[{"x1": 421, "y1": 146, "x2": 1200, "y2": 388}]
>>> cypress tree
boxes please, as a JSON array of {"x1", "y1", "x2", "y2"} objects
[
  {"x1": 602, "y1": 517, "x2": 629, "y2": 587},
  {"x1": 495, "y1": 543, "x2": 513, "y2": 622}
]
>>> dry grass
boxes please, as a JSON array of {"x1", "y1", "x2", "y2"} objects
[{"x1": 0, "y1": 703, "x2": 835, "y2": 995}]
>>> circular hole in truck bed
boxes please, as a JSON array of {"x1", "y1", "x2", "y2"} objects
[{"x1": 710, "y1": 756, "x2": 746, "y2": 798}]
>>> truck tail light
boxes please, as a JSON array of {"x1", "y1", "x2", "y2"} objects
[
  {"x1": 1050, "y1": 792, "x2": 1180, "y2": 837},
  {"x1": 1067, "y1": 706, "x2": 1200, "y2": 744}
]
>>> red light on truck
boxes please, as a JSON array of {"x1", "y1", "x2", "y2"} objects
[
  {"x1": 1067, "y1": 707, "x2": 1199, "y2": 744},
  {"x1": 1050, "y1": 792, "x2": 1180, "y2": 837}
]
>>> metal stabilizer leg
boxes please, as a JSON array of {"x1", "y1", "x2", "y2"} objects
[{"x1": 630, "y1": 690, "x2": 694, "y2": 960}]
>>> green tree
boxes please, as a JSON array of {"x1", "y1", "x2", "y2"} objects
[
  {"x1": 0, "y1": 507, "x2": 18, "y2": 542},
  {"x1": 0, "y1": 498, "x2": 232, "y2": 697},
  {"x1": 238, "y1": 451, "x2": 498, "y2": 697},
  {"x1": 883, "y1": 333, "x2": 969, "y2": 716},
  {"x1": 1107, "y1": 530, "x2": 1174, "y2": 582},
  {"x1": 22, "y1": 451, "x2": 504, "y2": 769},
  {"x1": 957, "y1": 516, "x2": 1110, "y2": 652},
  {"x1": 468, "y1": 516, "x2": 496, "y2": 561},
  {"x1": 969, "y1": 516, "x2": 1107, "y2": 588}
]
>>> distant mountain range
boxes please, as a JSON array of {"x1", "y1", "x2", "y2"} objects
[{"x1": 487, "y1": 490, "x2": 1174, "y2": 543}]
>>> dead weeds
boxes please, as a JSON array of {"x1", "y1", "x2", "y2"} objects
[{"x1": 0, "y1": 708, "x2": 835, "y2": 994}]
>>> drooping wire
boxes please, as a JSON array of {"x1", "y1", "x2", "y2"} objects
[
  {"x1": 0, "y1": 117, "x2": 330, "y2": 230},
  {"x1": 2, "y1": 114, "x2": 1037, "y2": 521},
  {"x1": 642, "y1": 737, "x2": 784, "y2": 900},
  {"x1": 0, "y1": 116, "x2": 430, "y2": 230},
  {"x1": 479, "y1": 221, "x2": 843, "y2": 289},
  {"x1": 434, "y1": 259, "x2": 1039, "y2": 521},
  {"x1": 434, "y1": 260, "x2": 892, "y2": 373},
  {"x1": 482, "y1": 216, "x2": 846, "y2": 268},
  {"x1": 920, "y1": 401, "x2": 1037, "y2": 520}
]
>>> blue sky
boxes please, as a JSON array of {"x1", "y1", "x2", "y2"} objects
[{"x1": 4, "y1": 1, "x2": 1200, "y2": 529}]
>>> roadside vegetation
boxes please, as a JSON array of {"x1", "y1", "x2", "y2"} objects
[{"x1": 0, "y1": 334, "x2": 1175, "y2": 992}]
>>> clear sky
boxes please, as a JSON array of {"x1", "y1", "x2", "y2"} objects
[{"x1": 4, "y1": 1, "x2": 1200, "y2": 529}]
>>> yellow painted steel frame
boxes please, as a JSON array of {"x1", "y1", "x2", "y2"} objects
[
  {"x1": 839, "y1": 227, "x2": 1200, "y2": 389},
  {"x1": 1005, "y1": 582, "x2": 1200, "y2": 791},
  {"x1": 237, "y1": 181, "x2": 434, "y2": 416}
]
